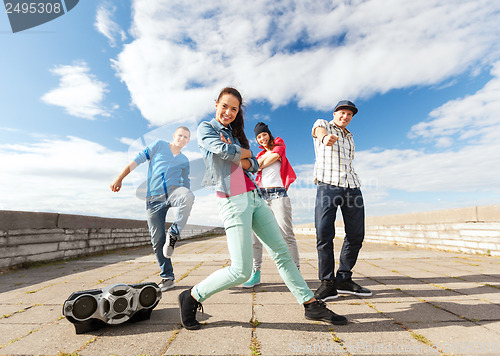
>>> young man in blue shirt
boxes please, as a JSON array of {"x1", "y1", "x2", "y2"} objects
[{"x1": 111, "y1": 126, "x2": 195, "y2": 291}]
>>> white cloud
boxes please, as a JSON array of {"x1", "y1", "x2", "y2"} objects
[
  {"x1": 182, "y1": 150, "x2": 203, "y2": 161},
  {"x1": 0, "y1": 135, "x2": 216, "y2": 224},
  {"x1": 112, "y1": 0, "x2": 500, "y2": 126},
  {"x1": 0, "y1": 136, "x2": 143, "y2": 219},
  {"x1": 252, "y1": 114, "x2": 271, "y2": 122},
  {"x1": 409, "y1": 62, "x2": 500, "y2": 146},
  {"x1": 287, "y1": 186, "x2": 316, "y2": 225},
  {"x1": 355, "y1": 145, "x2": 500, "y2": 193},
  {"x1": 95, "y1": 2, "x2": 127, "y2": 47},
  {"x1": 41, "y1": 61, "x2": 114, "y2": 120},
  {"x1": 119, "y1": 136, "x2": 138, "y2": 147},
  {"x1": 186, "y1": 192, "x2": 223, "y2": 226},
  {"x1": 0, "y1": 127, "x2": 19, "y2": 132}
]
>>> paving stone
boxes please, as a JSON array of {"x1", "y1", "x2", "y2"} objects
[
  {"x1": 0, "y1": 304, "x2": 62, "y2": 325},
  {"x1": 431, "y1": 299, "x2": 500, "y2": 321},
  {"x1": 0, "y1": 323, "x2": 41, "y2": 348},
  {"x1": 411, "y1": 322, "x2": 500, "y2": 355},
  {"x1": 165, "y1": 303, "x2": 253, "y2": 355},
  {"x1": 370, "y1": 301, "x2": 463, "y2": 323},
  {"x1": 79, "y1": 323, "x2": 175, "y2": 356}
]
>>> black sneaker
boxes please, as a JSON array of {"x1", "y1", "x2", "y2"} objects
[
  {"x1": 178, "y1": 289, "x2": 203, "y2": 330},
  {"x1": 314, "y1": 280, "x2": 338, "y2": 301},
  {"x1": 336, "y1": 278, "x2": 372, "y2": 296},
  {"x1": 304, "y1": 300, "x2": 347, "y2": 325}
]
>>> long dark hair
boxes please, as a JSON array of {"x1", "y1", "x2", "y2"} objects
[
  {"x1": 217, "y1": 87, "x2": 249, "y2": 149},
  {"x1": 266, "y1": 132, "x2": 275, "y2": 150}
]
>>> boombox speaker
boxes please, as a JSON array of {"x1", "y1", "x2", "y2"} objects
[{"x1": 63, "y1": 282, "x2": 162, "y2": 334}]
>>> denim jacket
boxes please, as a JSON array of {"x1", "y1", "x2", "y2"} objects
[{"x1": 197, "y1": 118, "x2": 259, "y2": 194}]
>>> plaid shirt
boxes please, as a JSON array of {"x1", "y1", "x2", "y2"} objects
[{"x1": 312, "y1": 119, "x2": 361, "y2": 188}]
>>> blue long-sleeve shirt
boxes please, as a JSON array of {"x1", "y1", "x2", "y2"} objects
[{"x1": 134, "y1": 140, "x2": 190, "y2": 197}]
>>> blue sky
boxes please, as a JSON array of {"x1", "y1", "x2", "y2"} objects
[{"x1": 1, "y1": 0, "x2": 500, "y2": 226}]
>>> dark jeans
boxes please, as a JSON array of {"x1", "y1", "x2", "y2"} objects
[{"x1": 315, "y1": 182, "x2": 365, "y2": 282}]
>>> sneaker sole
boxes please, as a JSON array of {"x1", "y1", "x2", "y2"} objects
[
  {"x1": 305, "y1": 315, "x2": 348, "y2": 325},
  {"x1": 241, "y1": 282, "x2": 261, "y2": 289},
  {"x1": 163, "y1": 248, "x2": 174, "y2": 259},
  {"x1": 177, "y1": 294, "x2": 201, "y2": 330},
  {"x1": 163, "y1": 242, "x2": 177, "y2": 259},
  {"x1": 315, "y1": 294, "x2": 339, "y2": 302},
  {"x1": 160, "y1": 282, "x2": 175, "y2": 292},
  {"x1": 337, "y1": 289, "x2": 372, "y2": 297}
]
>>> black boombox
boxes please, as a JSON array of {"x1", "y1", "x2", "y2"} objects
[{"x1": 63, "y1": 282, "x2": 162, "y2": 334}]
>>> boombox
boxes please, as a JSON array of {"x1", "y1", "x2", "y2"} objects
[{"x1": 63, "y1": 282, "x2": 162, "y2": 334}]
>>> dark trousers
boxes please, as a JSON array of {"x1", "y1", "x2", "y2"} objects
[{"x1": 315, "y1": 182, "x2": 365, "y2": 282}]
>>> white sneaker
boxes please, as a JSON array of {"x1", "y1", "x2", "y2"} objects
[{"x1": 163, "y1": 232, "x2": 179, "y2": 258}]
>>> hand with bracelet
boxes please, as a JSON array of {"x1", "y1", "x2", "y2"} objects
[{"x1": 321, "y1": 132, "x2": 339, "y2": 146}]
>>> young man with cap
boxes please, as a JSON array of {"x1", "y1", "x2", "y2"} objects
[{"x1": 311, "y1": 100, "x2": 372, "y2": 301}]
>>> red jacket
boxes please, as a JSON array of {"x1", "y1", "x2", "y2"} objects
[{"x1": 255, "y1": 137, "x2": 296, "y2": 189}]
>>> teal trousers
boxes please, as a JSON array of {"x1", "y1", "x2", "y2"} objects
[{"x1": 192, "y1": 190, "x2": 314, "y2": 304}]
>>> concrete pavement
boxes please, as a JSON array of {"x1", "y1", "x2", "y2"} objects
[{"x1": 1, "y1": 234, "x2": 500, "y2": 355}]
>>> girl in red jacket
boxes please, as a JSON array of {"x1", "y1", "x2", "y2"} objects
[{"x1": 243, "y1": 122, "x2": 301, "y2": 287}]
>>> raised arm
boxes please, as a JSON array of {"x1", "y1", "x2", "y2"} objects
[
  {"x1": 110, "y1": 161, "x2": 138, "y2": 192},
  {"x1": 243, "y1": 154, "x2": 259, "y2": 173},
  {"x1": 240, "y1": 158, "x2": 252, "y2": 170},
  {"x1": 240, "y1": 147, "x2": 253, "y2": 159},
  {"x1": 258, "y1": 152, "x2": 280, "y2": 170},
  {"x1": 312, "y1": 126, "x2": 338, "y2": 146},
  {"x1": 230, "y1": 139, "x2": 254, "y2": 170}
]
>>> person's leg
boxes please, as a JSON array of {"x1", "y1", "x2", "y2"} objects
[
  {"x1": 251, "y1": 233, "x2": 264, "y2": 271},
  {"x1": 268, "y1": 195, "x2": 300, "y2": 269},
  {"x1": 314, "y1": 183, "x2": 343, "y2": 301},
  {"x1": 334, "y1": 188, "x2": 371, "y2": 296},
  {"x1": 253, "y1": 200, "x2": 347, "y2": 324},
  {"x1": 242, "y1": 233, "x2": 263, "y2": 287},
  {"x1": 146, "y1": 200, "x2": 174, "y2": 281},
  {"x1": 244, "y1": 193, "x2": 298, "y2": 288},
  {"x1": 315, "y1": 183, "x2": 342, "y2": 281},
  {"x1": 252, "y1": 194, "x2": 314, "y2": 304},
  {"x1": 191, "y1": 192, "x2": 255, "y2": 302},
  {"x1": 337, "y1": 188, "x2": 365, "y2": 282},
  {"x1": 163, "y1": 187, "x2": 195, "y2": 258},
  {"x1": 166, "y1": 186, "x2": 195, "y2": 235}
]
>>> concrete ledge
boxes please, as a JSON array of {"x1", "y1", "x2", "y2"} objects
[
  {"x1": 0, "y1": 210, "x2": 59, "y2": 230},
  {"x1": 477, "y1": 204, "x2": 500, "y2": 222},
  {"x1": 57, "y1": 213, "x2": 148, "y2": 229},
  {"x1": 366, "y1": 205, "x2": 488, "y2": 225}
]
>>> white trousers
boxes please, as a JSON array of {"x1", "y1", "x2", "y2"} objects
[{"x1": 252, "y1": 195, "x2": 300, "y2": 270}]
